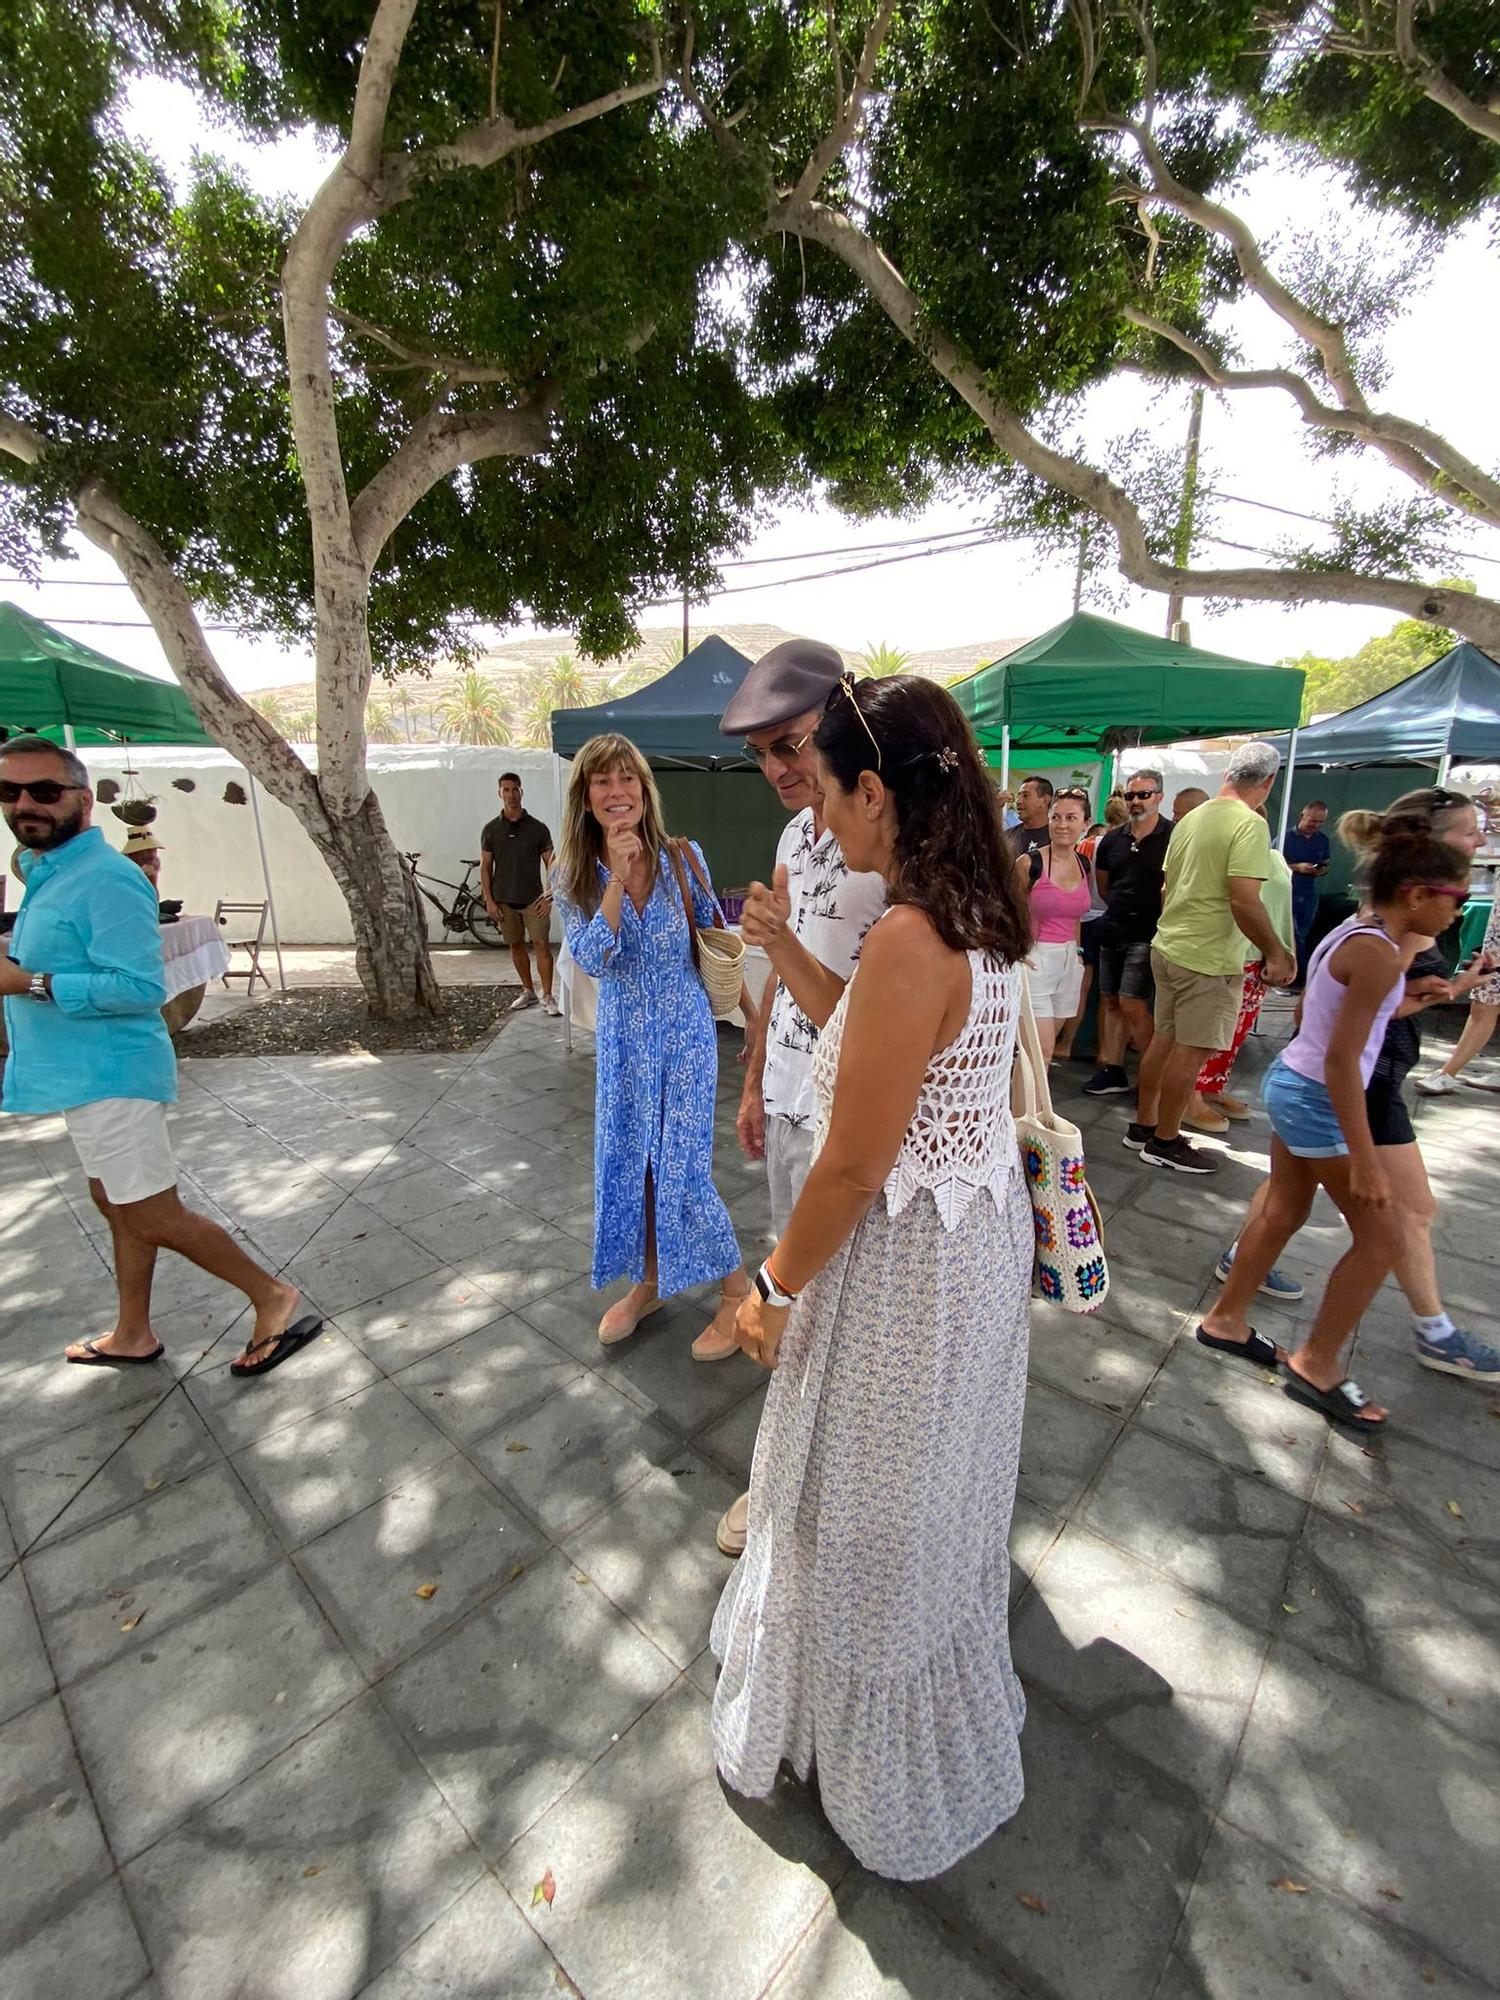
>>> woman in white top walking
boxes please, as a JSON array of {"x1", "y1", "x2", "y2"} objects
[{"x1": 712, "y1": 674, "x2": 1035, "y2": 1880}]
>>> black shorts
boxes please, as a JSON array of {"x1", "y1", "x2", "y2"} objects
[
  {"x1": 1365, "y1": 1075, "x2": 1416, "y2": 1149},
  {"x1": 1096, "y1": 937, "x2": 1154, "y2": 1002}
]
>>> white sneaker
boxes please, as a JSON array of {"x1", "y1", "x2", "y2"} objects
[
  {"x1": 541, "y1": 993, "x2": 561, "y2": 1017},
  {"x1": 1414, "y1": 1071, "x2": 1458, "y2": 1095},
  {"x1": 509, "y1": 990, "x2": 539, "y2": 1012}
]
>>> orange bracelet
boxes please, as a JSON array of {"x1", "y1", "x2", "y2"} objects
[{"x1": 764, "y1": 1254, "x2": 800, "y2": 1300}]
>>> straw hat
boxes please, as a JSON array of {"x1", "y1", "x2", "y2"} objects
[{"x1": 123, "y1": 828, "x2": 164, "y2": 856}]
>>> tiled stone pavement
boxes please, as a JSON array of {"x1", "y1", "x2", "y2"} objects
[{"x1": 3, "y1": 998, "x2": 1498, "y2": 2000}]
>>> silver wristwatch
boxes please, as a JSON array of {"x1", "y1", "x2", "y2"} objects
[{"x1": 28, "y1": 972, "x2": 50, "y2": 1003}]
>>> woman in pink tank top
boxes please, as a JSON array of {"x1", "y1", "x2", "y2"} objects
[
  {"x1": 1199, "y1": 825, "x2": 1470, "y2": 1432},
  {"x1": 1016, "y1": 786, "x2": 1093, "y2": 1061}
]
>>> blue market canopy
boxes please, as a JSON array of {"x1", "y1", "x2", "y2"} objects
[
  {"x1": 1285, "y1": 641, "x2": 1500, "y2": 767},
  {"x1": 0, "y1": 602, "x2": 214, "y2": 746},
  {"x1": 550, "y1": 635, "x2": 754, "y2": 765}
]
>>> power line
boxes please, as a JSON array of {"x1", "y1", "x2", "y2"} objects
[{"x1": 1208, "y1": 486, "x2": 1500, "y2": 573}]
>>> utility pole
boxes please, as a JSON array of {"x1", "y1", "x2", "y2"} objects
[
  {"x1": 1072, "y1": 525, "x2": 1088, "y2": 613},
  {"x1": 1165, "y1": 386, "x2": 1205, "y2": 645},
  {"x1": 682, "y1": 587, "x2": 690, "y2": 660}
]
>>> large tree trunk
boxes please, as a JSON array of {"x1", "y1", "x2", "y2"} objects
[{"x1": 305, "y1": 787, "x2": 442, "y2": 1018}]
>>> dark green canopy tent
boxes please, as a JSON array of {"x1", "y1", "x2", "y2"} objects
[
  {"x1": 950, "y1": 611, "x2": 1305, "y2": 769},
  {"x1": 0, "y1": 602, "x2": 213, "y2": 745}
]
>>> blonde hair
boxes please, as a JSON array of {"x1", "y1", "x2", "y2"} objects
[
  {"x1": 1103, "y1": 794, "x2": 1129, "y2": 829},
  {"x1": 556, "y1": 733, "x2": 668, "y2": 917},
  {"x1": 1338, "y1": 784, "x2": 1476, "y2": 858}
]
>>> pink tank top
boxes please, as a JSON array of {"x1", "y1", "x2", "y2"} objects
[
  {"x1": 1029, "y1": 854, "x2": 1092, "y2": 944},
  {"x1": 1281, "y1": 917, "x2": 1403, "y2": 1088}
]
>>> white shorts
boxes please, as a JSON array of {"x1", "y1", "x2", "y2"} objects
[
  {"x1": 1026, "y1": 941, "x2": 1085, "y2": 1020},
  {"x1": 766, "y1": 1116, "x2": 816, "y2": 1238},
  {"x1": 65, "y1": 1098, "x2": 176, "y2": 1205}
]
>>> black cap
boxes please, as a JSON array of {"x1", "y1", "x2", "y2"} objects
[{"x1": 719, "y1": 638, "x2": 846, "y2": 736}]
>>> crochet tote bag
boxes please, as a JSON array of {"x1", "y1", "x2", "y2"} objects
[
  {"x1": 668, "y1": 839, "x2": 747, "y2": 1021},
  {"x1": 1012, "y1": 981, "x2": 1109, "y2": 1313}
]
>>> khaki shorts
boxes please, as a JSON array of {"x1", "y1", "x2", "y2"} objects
[
  {"x1": 1149, "y1": 948, "x2": 1243, "y2": 1052},
  {"x1": 497, "y1": 903, "x2": 551, "y2": 947}
]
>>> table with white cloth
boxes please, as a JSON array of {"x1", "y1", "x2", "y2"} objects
[
  {"x1": 160, "y1": 915, "x2": 233, "y2": 1032},
  {"x1": 560, "y1": 934, "x2": 772, "y2": 1050}
]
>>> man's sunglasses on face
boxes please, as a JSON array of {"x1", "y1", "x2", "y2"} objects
[
  {"x1": 746, "y1": 729, "x2": 814, "y2": 769},
  {"x1": 0, "y1": 780, "x2": 84, "y2": 805},
  {"x1": 1124, "y1": 788, "x2": 1160, "y2": 802}
]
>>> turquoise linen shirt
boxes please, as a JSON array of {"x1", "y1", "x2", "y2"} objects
[{"x1": 2, "y1": 827, "x2": 175, "y2": 1115}]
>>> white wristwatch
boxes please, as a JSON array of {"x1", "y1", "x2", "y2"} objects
[
  {"x1": 28, "y1": 972, "x2": 50, "y2": 1003},
  {"x1": 754, "y1": 1260, "x2": 798, "y2": 1309}
]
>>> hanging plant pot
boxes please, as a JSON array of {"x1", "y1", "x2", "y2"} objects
[
  {"x1": 223, "y1": 781, "x2": 247, "y2": 805},
  {"x1": 112, "y1": 799, "x2": 158, "y2": 827},
  {"x1": 171, "y1": 778, "x2": 196, "y2": 793},
  {"x1": 95, "y1": 778, "x2": 121, "y2": 803}
]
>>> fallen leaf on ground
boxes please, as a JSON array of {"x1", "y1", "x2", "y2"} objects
[
  {"x1": 303, "y1": 1863, "x2": 324, "y2": 1878},
  {"x1": 143, "y1": 1478, "x2": 164, "y2": 1493},
  {"x1": 1016, "y1": 1892, "x2": 1048, "y2": 1915},
  {"x1": 393, "y1": 1320, "x2": 408, "y2": 1329},
  {"x1": 1377, "y1": 1883, "x2": 1403, "y2": 1901},
  {"x1": 507, "y1": 1563, "x2": 525, "y2": 1583},
  {"x1": 532, "y1": 1867, "x2": 556, "y2": 1909},
  {"x1": 414, "y1": 1583, "x2": 439, "y2": 1600},
  {"x1": 1281, "y1": 1604, "x2": 1301, "y2": 1615},
  {"x1": 1342, "y1": 1500, "x2": 1365, "y2": 1516},
  {"x1": 505, "y1": 1441, "x2": 529, "y2": 1453},
  {"x1": 1172, "y1": 1607, "x2": 1191, "y2": 1618},
  {"x1": 1270, "y1": 1878, "x2": 1310, "y2": 1894},
  {"x1": 1446, "y1": 1500, "x2": 1464, "y2": 1519},
  {"x1": 119, "y1": 1610, "x2": 147, "y2": 1633},
  {"x1": 1422, "y1": 1970, "x2": 1437, "y2": 1985},
  {"x1": 274, "y1": 1691, "x2": 287, "y2": 1704}
]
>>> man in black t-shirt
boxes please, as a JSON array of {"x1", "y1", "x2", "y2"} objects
[
  {"x1": 480, "y1": 773, "x2": 557, "y2": 1015},
  {"x1": 1082, "y1": 769, "x2": 1172, "y2": 1095},
  {"x1": 1005, "y1": 774, "x2": 1054, "y2": 860}
]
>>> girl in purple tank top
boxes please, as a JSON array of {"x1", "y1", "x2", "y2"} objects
[{"x1": 1199, "y1": 825, "x2": 1469, "y2": 1433}]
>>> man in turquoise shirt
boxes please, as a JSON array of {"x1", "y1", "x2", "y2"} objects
[{"x1": 1, "y1": 736, "x2": 319, "y2": 1376}]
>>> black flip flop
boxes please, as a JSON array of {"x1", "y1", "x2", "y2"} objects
[
  {"x1": 67, "y1": 1338, "x2": 165, "y2": 1368},
  {"x1": 1196, "y1": 1326, "x2": 1279, "y2": 1370},
  {"x1": 229, "y1": 1314, "x2": 324, "y2": 1379},
  {"x1": 1283, "y1": 1371, "x2": 1386, "y2": 1433}
]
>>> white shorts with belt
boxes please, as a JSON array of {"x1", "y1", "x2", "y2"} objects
[
  {"x1": 64, "y1": 1098, "x2": 176, "y2": 1205},
  {"x1": 1026, "y1": 940, "x2": 1084, "y2": 1019}
]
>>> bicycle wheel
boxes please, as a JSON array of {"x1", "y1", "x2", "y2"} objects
[{"x1": 465, "y1": 896, "x2": 507, "y2": 948}]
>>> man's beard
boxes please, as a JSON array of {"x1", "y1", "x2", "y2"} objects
[{"x1": 5, "y1": 804, "x2": 87, "y2": 851}]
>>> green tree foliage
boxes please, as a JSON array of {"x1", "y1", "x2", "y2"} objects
[
  {"x1": 435, "y1": 671, "x2": 513, "y2": 746},
  {"x1": 858, "y1": 641, "x2": 909, "y2": 677}
]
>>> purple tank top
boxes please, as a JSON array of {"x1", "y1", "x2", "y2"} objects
[{"x1": 1281, "y1": 917, "x2": 1403, "y2": 1088}]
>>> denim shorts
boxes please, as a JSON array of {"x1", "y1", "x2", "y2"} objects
[{"x1": 1262, "y1": 1056, "x2": 1347, "y2": 1158}]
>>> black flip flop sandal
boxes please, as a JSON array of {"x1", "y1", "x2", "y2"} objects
[
  {"x1": 1196, "y1": 1326, "x2": 1279, "y2": 1370},
  {"x1": 67, "y1": 1338, "x2": 165, "y2": 1367},
  {"x1": 1283, "y1": 1371, "x2": 1386, "y2": 1432},
  {"x1": 229, "y1": 1314, "x2": 324, "y2": 1379}
]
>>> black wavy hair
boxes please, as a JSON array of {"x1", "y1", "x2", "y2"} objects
[{"x1": 813, "y1": 674, "x2": 1031, "y2": 961}]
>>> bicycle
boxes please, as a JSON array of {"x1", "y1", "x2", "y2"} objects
[{"x1": 399, "y1": 852, "x2": 506, "y2": 948}]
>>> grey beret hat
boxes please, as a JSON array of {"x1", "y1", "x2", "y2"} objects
[{"x1": 719, "y1": 638, "x2": 846, "y2": 736}]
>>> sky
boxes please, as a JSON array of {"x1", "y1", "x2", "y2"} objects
[{"x1": 5, "y1": 74, "x2": 1497, "y2": 694}]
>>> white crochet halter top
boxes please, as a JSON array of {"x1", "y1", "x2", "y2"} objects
[{"x1": 812, "y1": 945, "x2": 1021, "y2": 1231}]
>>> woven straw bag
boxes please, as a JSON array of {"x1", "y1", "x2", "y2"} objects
[
  {"x1": 1012, "y1": 980, "x2": 1109, "y2": 1313},
  {"x1": 668, "y1": 840, "x2": 746, "y2": 1021}
]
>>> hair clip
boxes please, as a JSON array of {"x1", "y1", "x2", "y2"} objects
[{"x1": 936, "y1": 747, "x2": 960, "y2": 773}]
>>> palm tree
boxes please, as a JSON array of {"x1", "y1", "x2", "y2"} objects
[
  {"x1": 248, "y1": 690, "x2": 295, "y2": 732},
  {"x1": 516, "y1": 657, "x2": 596, "y2": 747},
  {"x1": 435, "y1": 671, "x2": 513, "y2": 746},
  {"x1": 283, "y1": 706, "x2": 319, "y2": 742},
  {"x1": 546, "y1": 653, "x2": 590, "y2": 708},
  {"x1": 859, "y1": 641, "x2": 910, "y2": 678},
  {"x1": 364, "y1": 695, "x2": 400, "y2": 744}
]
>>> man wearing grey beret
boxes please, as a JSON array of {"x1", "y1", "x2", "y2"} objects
[{"x1": 713, "y1": 640, "x2": 887, "y2": 1556}]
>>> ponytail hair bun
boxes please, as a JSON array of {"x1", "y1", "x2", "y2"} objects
[
  {"x1": 1365, "y1": 824, "x2": 1470, "y2": 905},
  {"x1": 1336, "y1": 809, "x2": 1383, "y2": 856}
]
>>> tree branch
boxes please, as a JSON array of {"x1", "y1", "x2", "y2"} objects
[
  {"x1": 1394, "y1": 0, "x2": 1500, "y2": 144},
  {"x1": 348, "y1": 389, "x2": 555, "y2": 571},
  {"x1": 768, "y1": 195, "x2": 1500, "y2": 656},
  {"x1": 0, "y1": 414, "x2": 47, "y2": 465},
  {"x1": 786, "y1": 0, "x2": 901, "y2": 213},
  {"x1": 328, "y1": 302, "x2": 514, "y2": 384},
  {"x1": 1121, "y1": 307, "x2": 1500, "y2": 527},
  {"x1": 69, "y1": 480, "x2": 324, "y2": 817}
]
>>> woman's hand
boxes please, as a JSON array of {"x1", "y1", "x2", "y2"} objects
[
  {"x1": 735, "y1": 1291, "x2": 789, "y2": 1371},
  {"x1": 604, "y1": 824, "x2": 643, "y2": 877}
]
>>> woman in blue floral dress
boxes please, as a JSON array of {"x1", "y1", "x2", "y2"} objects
[{"x1": 555, "y1": 734, "x2": 749, "y2": 1356}]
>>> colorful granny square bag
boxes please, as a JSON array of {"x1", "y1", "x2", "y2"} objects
[{"x1": 1012, "y1": 981, "x2": 1109, "y2": 1314}]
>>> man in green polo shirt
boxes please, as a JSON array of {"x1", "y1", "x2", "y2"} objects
[{"x1": 1126, "y1": 741, "x2": 1296, "y2": 1174}]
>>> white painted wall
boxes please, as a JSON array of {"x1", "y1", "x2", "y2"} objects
[{"x1": 79, "y1": 744, "x2": 564, "y2": 944}]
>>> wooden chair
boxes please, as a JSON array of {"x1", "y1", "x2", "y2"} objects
[{"x1": 214, "y1": 899, "x2": 271, "y2": 992}]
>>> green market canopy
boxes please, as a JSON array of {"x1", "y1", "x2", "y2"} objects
[
  {"x1": 0, "y1": 602, "x2": 214, "y2": 746},
  {"x1": 949, "y1": 611, "x2": 1305, "y2": 764}
]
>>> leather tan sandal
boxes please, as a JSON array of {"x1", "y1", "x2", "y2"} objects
[{"x1": 597, "y1": 1292, "x2": 661, "y2": 1346}]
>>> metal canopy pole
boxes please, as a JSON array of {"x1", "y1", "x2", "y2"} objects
[
  {"x1": 1276, "y1": 726, "x2": 1300, "y2": 844},
  {"x1": 246, "y1": 773, "x2": 288, "y2": 992},
  {"x1": 999, "y1": 724, "x2": 1011, "y2": 791},
  {"x1": 1437, "y1": 751, "x2": 1453, "y2": 788}
]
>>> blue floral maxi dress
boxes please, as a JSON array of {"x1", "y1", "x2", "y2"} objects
[{"x1": 560, "y1": 844, "x2": 742, "y2": 1297}]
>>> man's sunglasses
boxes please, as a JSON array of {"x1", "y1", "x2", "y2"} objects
[
  {"x1": 745, "y1": 729, "x2": 814, "y2": 768},
  {"x1": 1123, "y1": 788, "x2": 1160, "y2": 802},
  {"x1": 0, "y1": 779, "x2": 84, "y2": 805}
]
